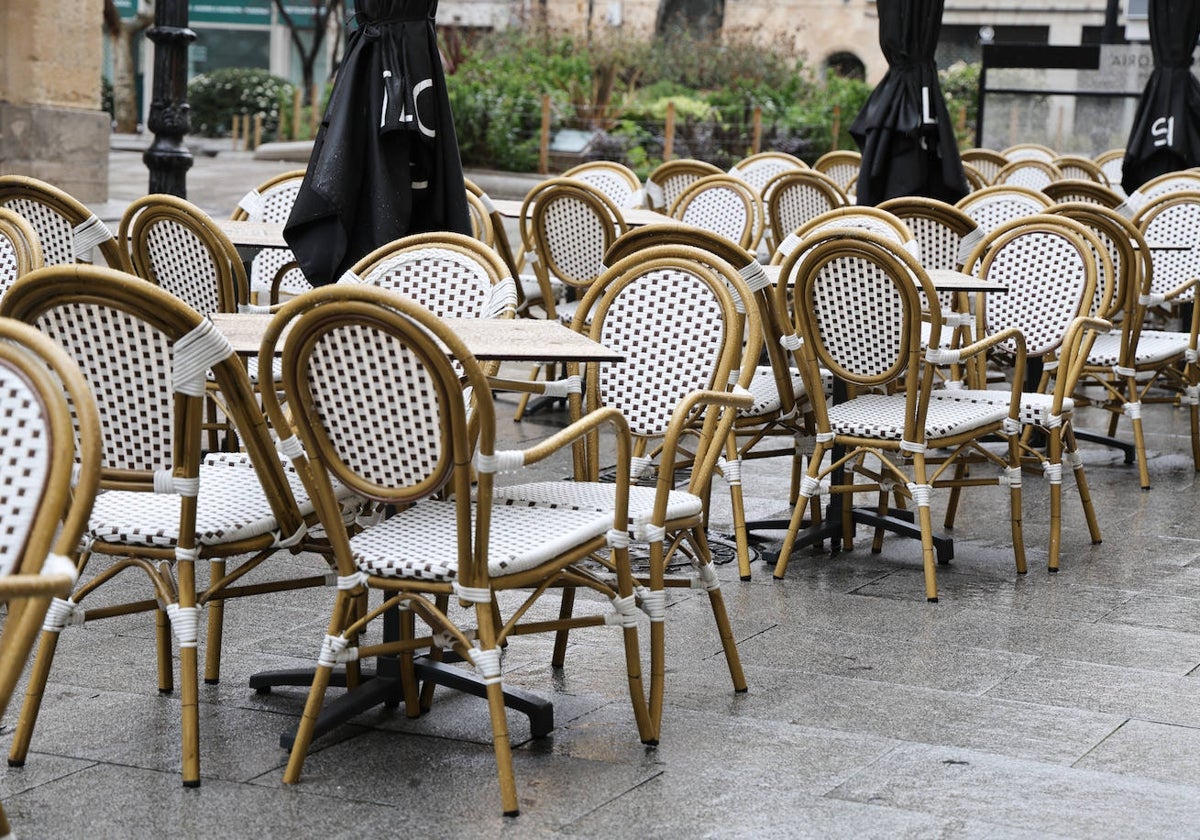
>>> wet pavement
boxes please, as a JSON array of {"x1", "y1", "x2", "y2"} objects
[{"x1": 1, "y1": 140, "x2": 1199, "y2": 838}]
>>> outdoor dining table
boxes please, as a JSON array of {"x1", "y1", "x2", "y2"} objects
[
  {"x1": 488, "y1": 197, "x2": 676, "y2": 228},
  {"x1": 208, "y1": 309, "x2": 624, "y2": 747}
]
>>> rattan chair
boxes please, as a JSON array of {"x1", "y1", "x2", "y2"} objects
[
  {"x1": 230, "y1": 168, "x2": 310, "y2": 304},
  {"x1": 812, "y1": 150, "x2": 862, "y2": 193},
  {"x1": 1052, "y1": 155, "x2": 1110, "y2": 185},
  {"x1": 993, "y1": 159, "x2": 1063, "y2": 192},
  {"x1": 771, "y1": 205, "x2": 918, "y2": 266},
  {"x1": 933, "y1": 216, "x2": 1109, "y2": 571},
  {"x1": 956, "y1": 184, "x2": 1053, "y2": 236},
  {"x1": 1, "y1": 265, "x2": 336, "y2": 787},
  {"x1": 961, "y1": 163, "x2": 990, "y2": 192},
  {"x1": 960, "y1": 148, "x2": 1009, "y2": 184},
  {"x1": 1094, "y1": 148, "x2": 1127, "y2": 197},
  {"x1": 0, "y1": 175, "x2": 123, "y2": 267},
  {"x1": 490, "y1": 242, "x2": 758, "y2": 733},
  {"x1": 728, "y1": 151, "x2": 808, "y2": 194},
  {"x1": 257, "y1": 284, "x2": 654, "y2": 815},
  {"x1": 771, "y1": 228, "x2": 1027, "y2": 601},
  {"x1": 762, "y1": 168, "x2": 848, "y2": 255},
  {"x1": 1118, "y1": 170, "x2": 1200, "y2": 218},
  {"x1": 1054, "y1": 201, "x2": 1199, "y2": 490},
  {"x1": 644, "y1": 158, "x2": 723, "y2": 212},
  {"x1": 564, "y1": 160, "x2": 645, "y2": 209},
  {"x1": 0, "y1": 207, "x2": 43, "y2": 301},
  {"x1": 0, "y1": 318, "x2": 100, "y2": 840},
  {"x1": 463, "y1": 177, "x2": 530, "y2": 312},
  {"x1": 1002, "y1": 143, "x2": 1057, "y2": 163},
  {"x1": 668, "y1": 173, "x2": 763, "y2": 251},
  {"x1": 1043, "y1": 178, "x2": 1124, "y2": 209}
]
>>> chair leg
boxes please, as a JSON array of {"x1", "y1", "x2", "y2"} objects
[
  {"x1": 155, "y1": 608, "x2": 174, "y2": 694},
  {"x1": 472, "y1": 602, "x2": 520, "y2": 816},
  {"x1": 204, "y1": 560, "x2": 226, "y2": 685},
  {"x1": 175, "y1": 559, "x2": 201, "y2": 787},
  {"x1": 1065, "y1": 425, "x2": 1102, "y2": 548},
  {"x1": 550, "y1": 587, "x2": 576, "y2": 669},
  {"x1": 721, "y1": 436, "x2": 753, "y2": 581},
  {"x1": 1047, "y1": 427, "x2": 1064, "y2": 573},
  {"x1": 282, "y1": 660, "x2": 335, "y2": 784},
  {"x1": 911, "y1": 457, "x2": 939, "y2": 603},
  {"x1": 511, "y1": 363, "x2": 544, "y2": 423},
  {"x1": 6, "y1": 627, "x2": 62, "y2": 767},
  {"x1": 1007, "y1": 433, "x2": 1027, "y2": 576},
  {"x1": 690, "y1": 528, "x2": 747, "y2": 694},
  {"x1": 773, "y1": 445, "x2": 825, "y2": 579}
]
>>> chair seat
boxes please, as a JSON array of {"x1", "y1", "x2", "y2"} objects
[
  {"x1": 1086, "y1": 330, "x2": 1190, "y2": 368},
  {"x1": 88, "y1": 458, "x2": 319, "y2": 549},
  {"x1": 929, "y1": 389, "x2": 1074, "y2": 426},
  {"x1": 739, "y1": 365, "x2": 805, "y2": 418},
  {"x1": 829, "y1": 392, "x2": 1008, "y2": 441},
  {"x1": 493, "y1": 481, "x2": 704, "y2": 525},
  {"x1": 351, "y1": 500, "x2": 615, "y2": 580}
]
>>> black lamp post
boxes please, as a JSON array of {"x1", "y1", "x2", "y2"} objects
[{"x1": 143, "y1": 0, "x2": 195, "y2": 198}]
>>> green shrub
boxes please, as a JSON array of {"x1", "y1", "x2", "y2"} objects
[
  {"x1": 188, "y1": 67, "x2": 294, "y2": 137},
  {"x1": 940, "y1": 61, "x2": 980, "y2": 149}
]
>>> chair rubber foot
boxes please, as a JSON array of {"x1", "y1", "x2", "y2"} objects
[
  {"x1": 183, "y1": 780, "x2": 201, "y2": 789},
  {"x1": 7, "y1": 759, "x2": 24, "y2": 768},
  {"x1": 504, "y1": 810, "x2": 520, "y2": 818},
  {"x1": 158, "y1": 688, "x2": 174, "y2": 695},
  {"x1": 927, "y1": 597, "x2": 938, "y2": 603},
  {"x1": 739, "y1": 575, "x2": 751, "y2": 582},
  {"x1": 204, "y1": 678, "x2": 219, "y2": 685},
  {"x1": 772, "y1": 573, "x2": 784, "y2": 580},
  {"x1": 735, "y1": 687, "x2": 749, "y2": 694},
  {"x1": 642, "y1": 738, "x2": 659, "y2": 747},
  {"x1": 1048, "y1": 567, "x2": 1059, "y2": 573}
]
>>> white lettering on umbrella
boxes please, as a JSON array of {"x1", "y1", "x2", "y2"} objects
[
  {"x1": 1152, "y1": 116, "x2": 1175, "y2": 148},
  {"x1": 921, "y1": 87, "x2": 937, "y2": 125},
  {"x1": 411, "y1": 79, "x2": 436, "y2": 138}
]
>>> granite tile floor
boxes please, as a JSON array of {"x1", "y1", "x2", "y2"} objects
[{"x1": 2, "y1": 145, "x2": 1199, "y2": 838}]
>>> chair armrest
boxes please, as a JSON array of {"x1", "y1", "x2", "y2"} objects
[{"x1": 1054, "y1": 316, "x2": 1112, "y2": 402}]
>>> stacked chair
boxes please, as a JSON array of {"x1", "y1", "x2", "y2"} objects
[
  {"x1": 0, "y1": 207, "x2": 43, "y2": 301},
  {"x1": 0, "y1": 174, "x2": 123, "y2": 268}
]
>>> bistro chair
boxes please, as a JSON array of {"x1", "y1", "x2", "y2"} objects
[
  {"x1": 1, "y1": 265, "x2": 337, "y2": 787},
  {"x1": 644, "y1": 158, "x2": 723, "y2": 212},
  {"x1": 490, "y1": 243, "x2": 759, "y2": 733},
  {"x1": 564, "y1": 160, "x2": 646, "y2": 209},
  {"x1": 0, "y1": 207, "x2": 43, "y2": 301},
  {"x1": 762, "y1": 168, "x2": 848, "y2": 255},
  {"x1": 1043, "y1": 179, "x2": 1124, "y2": 209},
  {"x1": 771, "y1": 228, "x2": 1027, "y2": 601},
  {"x1": 771, "y1": 205, "x2": 918, "y2": 266},
  {"x1": 1118, "y1": 170, "x2": 1200, "y2": 219},
  {"x1": 0, "y1": 174, "x2": 123, "y2": 268},
  {"x1": 257, "y1": 284, "x2": 654, "y2": 815},
  {"x1": 0, "y1": 318, "x2": 100, "y2": 840},
  {"x1": 1054, "y1": 201, "x2": 1199, "y2": 490},
  {"x1": 960, "y1": 148, "x2": 1009, "y2": 184},
  {"x1": 728, "y1": 150, "x2": 808, "y2": 196},
  {"x1": 1094, "y1": 148, "x2": 1127, "y2": 197},
  {"x1": 668, "y1": 173, "x2": 763, "y2": 251},
  {"x1": 961, "y1": 163, "x2": 990, "y2": 193},
  {"x1": 230, "y1": 168, "x2": 309, "y2": 304},
  {"x1": 956, "y1": 184, "x2": 1052, "y2": 236},
  {"x1": 1052, "y1": 155, "x2": 1110, "y2": 185},
  {"x1": 812, "y1": 150, "x2": 862, "y2": 193},
  {"x1": 463, "y1": 178, "x2": 531, "y2": 313},
  {"x1": 932, "y1": 215, "x2": 1109, "y2": 571},
  {"x1": 1002, "y1": 143, "x2": 1057, "y2": 162},
  {"x1": 993, "y1": 158, "x2": 1062, "y2": 192}
]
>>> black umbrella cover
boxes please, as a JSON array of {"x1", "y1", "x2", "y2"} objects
[
  {"x1": 1121, "y1": 0, "x2": 1200, "y2": 194},
  {"x1": 849, "y1": 0, "x2": 968, "y2": 207},
  {"x1": 284, "y1": 0, "x2": 471, "y2": 286}
]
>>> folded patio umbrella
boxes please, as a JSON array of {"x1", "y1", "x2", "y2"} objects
[
  {"x1": 1121, "y1": 0, "x2": 1200, "y2": 194},
  {"x1": 849, "y1": 0, "x2": 968, "y2": 207},
  {"x1": 284, "y1": 0, "x2": 471, "y2": 286}
]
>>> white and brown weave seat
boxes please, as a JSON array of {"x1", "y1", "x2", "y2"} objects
[
  {"x1": 956, "y1": 184, "x2": 1053, "y2": 237},
  {"x1": 257, "y1": 284, "x2": 655, "y2": 816},
  {"x1": 644, "y1": 158, "x2": 723, "y2": 212},
  {"x1": 0, "y1": 175, "x2": 123, "y2": 268},
  {"x1": 564, "y1": 160, "x2": 646, "y2": 209},
  {"x1": 0, "y1": 207, "x2": 42, "y2": 301},
  {"x1": 930, "y1": 215, "x2": 1110, "y2": 571},
  {"x1": 0, "y1": 266, "x2": 338, "y2": 788},
  {"x1": 491, "y1": 242, "x2": 759, "y2": 732},
  {"x1": 771, "y1": 228, "x2": 1027, "y2": 601},
  {"x1": 230, "y1": 168, "x2": 309, "y2": 303},
  {"x1": 0, "y1": 317, "x2": 101, "y2": 840}
]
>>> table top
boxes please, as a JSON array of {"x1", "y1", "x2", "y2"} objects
[
  {"x1": 488, "y1": 197, "x2": 676, "y2": 228},
  {"x1": 209, "y1": 312, "x2": 625, "y2": 362},
  {"x1": 217, "y1": 220, "x2": 287, "y2": 249},
  {"x1": 760, "y1": 264, "x2": 1008, "y2": 293}
]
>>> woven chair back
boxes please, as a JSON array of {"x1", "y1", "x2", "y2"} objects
[
  {"x1": 0, "y1": 208, "x2": 43, "y2": 302},
  {"x1": 564, "y1": 161, "x2": 645, "y2": 209},
  {"x1": 229, "y1": 169, "x2": 306, "y2": 302},
  {"x1": 1052, "y1": 155, "x2": 1109, "y2": 185},
  {"x1": 1002, "y1": 143, "x2": 1056, "y2": 163},
  {"x1": 526, "y1": 178, "x2": 627, "y2": 291},
  {"x1": 1043, "y1": 179, "x2": 1123, "y2": 209},
  {"x1": 1051, "y1": 202, "x2": 1146, "y2": 324},
  {"x1": 1094, "y1": 149, "x2": 1126, "y2": 196},
  {"x1": 728, "y1": 151, "x2": 807, "y2": 194},
  {"x1": 763, "y1": 169, "x2": 847, "y2": 251},
  {"x1": 669, "y1": 174, "x2": 762, "y2": 251},
  {"x1": 0, "y1": 175, "x2": 123, "y2": 268},
  {"x1": 960, "y1": 148, "x2": 1008, "y2": 183},
  {"x1": 1133, "y1": 190, "x2": 1200, "y2": 304},
  {"x1": 994, "y1": 159, "x2": 1062, "y2": 191},
  {"x1": 956, "y1": 185, "x2": 1053, "y2": 236},
  {"x1": 812, "y1": 150, "x2": 861, "y2": 192},
  {"x1": 774, "y1": 206, "x2": 917, "y2": 266},
  {"x1": 643, "y1": 159, "x2": 723, "y2": 211}
]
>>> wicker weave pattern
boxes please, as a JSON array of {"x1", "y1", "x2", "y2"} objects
[
  {"x1": 772, "y1": 182, "x2": 842, "y2": 241},
  {"x1": 495, "y1": 481, "x2": 703, "y2": 522},
  {"x1": 677, "y1": 185, "x2": 753, "y2": 245},
  {"x1": 1087, "y1": 330, "x2": 1190, "y2": 366},
  {"x1": 929, "y1": 388, "x2": 1073, "y2": 426},
  {"x1": 960, "y1": 193, "x2": 1049, "y2": 235},
  {"x1": 1140, "y1": 200, "x2": 1200, "y2": 303},
  {"x1": 0, "y1": 238, "x2": 18, "y2": 296},
  {"x1": 144, "y1": 221, "x2": 224, "y2": 315},
  {"x1": 732, "y1": 158, "x2": 801, "y2": 192},
  {"x1": 597, "y1": 269, "x2": 726, "y2": 436},
  {"x1": 810, "y1": 256, "x2": 907, "y2": 379},
  {"x1": 5, "y1": 200, "x2": 72, "y2": 267},
  {"x1": 360, "y1": 247, "x2": 493, "y2": 317},
  {"x1": 983, "y1": 230, "x2": 1096, "y2": 356},
  {"x1": 740, "y1": 365, "x2": 805, "y2": 417},
  {"x1": 828, "y1": 392, "x2": 1008, "y2": 440},
  {"x1": 0, "y1": 367, "x2": 50, "y2": 576},
  {"x1": 36, "y1": 302, "x2": 174, "y2": 471},
  {"x1": 569, "y1": 169, "x2": 639, "y2": 208},
  {"x1": 307, "y1": 325, "x2": 445, "y2": 489},
  {"x1": 539, "y1": 196, "x2": 612, "y2": 285}
]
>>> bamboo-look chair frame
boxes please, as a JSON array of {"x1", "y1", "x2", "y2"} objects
[
  {"x1": 812, "y1": 149, "x2": 862, "y2": 193},
  {"x1": 728, "y1": 150, "x2": 809, "y2": 194},
  {"x1": 961, "y1": 163, "x2": 990, "y2": 192},
  {"x1": 1043, "y1": 178, "x2": 1124, "y2": 209},
  {"x1": 256, "y1": 284, "x2": 654, "y2": 815},
  {"x1": 1094, "y1": 148, "x2": 1127, "y2": 196},
  {"x1": 960, "y1": 148, "x2": 1009, "y2": 184},
  {"x1": 1052, "y1": 155, "x2": 1110, "y2": 185},
  {"x1": 770, "y1": 205, "x2": 918, "y2": 266},
  {"x1": 230, "y1": 168, "x2": 309, "y2": 304},
  {"x1": 464, "y1": 177, "x2": 529, "y2": 312},
  {"x1": 601, "y1": 224, "x2": 799, "y2": 579},
  {"x1": 563, "y1": 159, "x2": 645, "y2": 209},
  {"x1": 0, "y1": 318, "x2": 101, "y2": 839},
  {"x1": 490, "y1": 243, "x2": 758, "y2": 735},
  {"x1": 956, "y1": 184, "x2": 1053, "y2": 236},
  {"x1": 939, "y1": 215, "x2": 1110, "y2": 571},
  {"x1": 762, "y1": 168, "x2": 848, "y2": 255},
  {"x1": 464, "y1": 189, "x2": 497, "y2": 246},
  {"x1": 0, "y1": 207, "x2": 43, "y2": 300},
  {"x1": 643, "y1": 158, "x2": 723, "y2": 212},
  {"x1": 993, "y1": 158, "x2": 1063, "y2": 192},
  {"x1": 668, "y1": 173, "x2": 763, "y2": 251},
  {"x1": 0, "y1": 266, "x2": 332, "y2": 787},
  {"x1": 1053, "y1": 201, "x2": 1198, "y2": 490},
  {"x1": 0, "y1": 175, "x2": 124, "y2": 268},
  {"x1": 771, "y1": 229, "x2": 1028, "y2": 601}
]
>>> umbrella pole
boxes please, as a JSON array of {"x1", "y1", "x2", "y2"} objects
[{"x1": 143, "y1": 0, "x2": 195, "y2": 199}]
